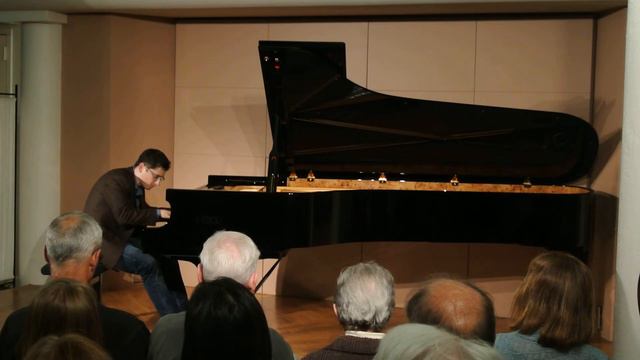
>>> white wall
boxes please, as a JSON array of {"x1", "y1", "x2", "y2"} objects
[
  {"x1": 0, "y1": 24, "x2": 17, "y2": 284},
  {"x1": 614, "y1": 0, "x2": 640, "y2": 357}
]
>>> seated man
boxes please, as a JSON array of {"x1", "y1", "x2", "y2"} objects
[
  {"x1": 405, "y1": 276, "x2": 496, "y2": 344},
  {"x1": 0, "y1": 211, "x2": 150, "y2": 360},
  {"x1": 374, "y1": 323, "x2": 501, "y2": 360},
  {"x1": 302, "y1": 261, "x2": 395, "y2": 360},
  {"x1": 84, "y1": 148, "x2": 186, "y2": 316},
  {"x1": 148, "y1": 231, "x2": 294, "y2": 360}
]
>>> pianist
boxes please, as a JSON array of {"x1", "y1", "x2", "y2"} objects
[{"x1": 84, "y1": 148, "x2": 187, "y2": 315}]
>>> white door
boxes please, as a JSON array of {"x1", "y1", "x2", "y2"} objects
[{"x1": 0, "y1": 33, "x2": 16, "y2": 285}]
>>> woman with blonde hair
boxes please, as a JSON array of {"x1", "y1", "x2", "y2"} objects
[{"x1": 495, "y1": 251, "x2": 608, "y2": 359}]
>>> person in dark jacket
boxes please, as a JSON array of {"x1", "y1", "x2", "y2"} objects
[
  {"x1": 0, "y1": 211, "x2": 149, "y2": 360},
  {"x1": 84, "y1": 148, "x2": 186, "y2": 315},
  {"x1": 303, "y1": 261, "x2": 395, "y2": 360}
]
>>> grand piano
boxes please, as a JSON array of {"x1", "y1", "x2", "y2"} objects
[{"x1": 143, "y1": 41, "x2": 598, "y2": 270}]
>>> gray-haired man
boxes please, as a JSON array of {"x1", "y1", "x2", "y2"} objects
[
  {"x1": 303, "y1": 261, "x2": 395, "y2": 360},
  {"x1": 0, "y1": 211, "x2": 150, "y2": 360},
  {"x1": 148, "y1": 230, "x2": 294, "y2": 360}
]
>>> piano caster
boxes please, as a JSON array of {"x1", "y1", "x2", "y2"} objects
[{"x1": 523, "y1": 177, "x2": 533, "y2": 188}]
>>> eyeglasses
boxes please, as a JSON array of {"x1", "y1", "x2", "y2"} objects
[{"x1": 146, "y1": 167, "x2": 165, "y2": 183}]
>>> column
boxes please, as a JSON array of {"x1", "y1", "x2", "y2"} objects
[
  {"x1": 614, "y1": 0, "x2": 640, "y2": 357},
  {"x1": 17, "y1": 21, "x2": 63, "y2": 285}
]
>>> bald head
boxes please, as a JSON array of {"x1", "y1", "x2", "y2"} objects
[{"x1": 406, "y1": 278, "x2": 496, "y2": 344}]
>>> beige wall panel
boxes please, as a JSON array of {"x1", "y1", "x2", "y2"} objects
[
  {"x1": 473, "y1": 278, "x2": 523, "y2": 318},
  {"x1": 178, "y1": 259, "x2": 198, "y2": 288},
  {"x1": 176, "y1": 23, "x2": 268, "y2": 88},
  {"x1": 379, "y1": 90, "x2": 474, "y2": 104},
  {"x1": 109, "y1": 16, "x2": 175, "y2": 207},
  {"x1": 368, "y1": 21, "x2": 476, "y2": 92},
  {"x1": 362, "y1": 242, "x2": 469, "y2": 282},
  {"x1": 591, "y1": 8, "x2": 626, "y2": 341},
  {"x1": 268, "y1": 22, "x2": 369, "y2": 85},
  {"x1": 275, "y1": 244, "x2": 362, "y2": 299},
  {"x1": 258, "y1": 258, "x2": 279, "y2": 295},
  {"x1": 592, "y1": 9, "x2": 626, "y2": 196},
  {"x1": 61, "y1": 16, "x2": 111, "y2": 212},
  {"x1": 467, "y1": 244, "x2": 543, "y2": 278},
  {"x1": 474, "y1": 91, "x2": 591, "y2": 121},
  {"x1": 173, "y1": 152, "x2": 266, "y2": 189},
  {"x1": 175, "y1": 88, "x2": 267, "y2": 158},
  {"x1": 468, "y1": 244, "x2": 543, "y2": 317},
  {"x1": 362, "y1": 242, "x2": 468, "y2": 307},
  {"x1": 476, "y1": 19, "x2": 593, "y2": 93}
]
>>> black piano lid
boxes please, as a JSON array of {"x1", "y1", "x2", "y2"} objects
[{"x1": 258, "y1": 40, "x2": 598, "y2": 185}]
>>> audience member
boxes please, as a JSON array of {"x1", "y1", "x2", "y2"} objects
[
  {"x1": 17, "y1": 279, "x2": 102, "y2": 358},
  {"x1": 148, "y1": 230, "x2": 294, "y2": 360},
  {"x1": 406, "y1": 276, "x2": 496, "y2": 344},
  {"x1": 0, "y1": 211, "x2": 149, "y2": 360},
  {"x1": 182, "y1": 277, "x2": 272, "y2": 359},
  {"x1": 302, "y1": 261, "x2": 395, "y2": 360},
  {"x1": 23, "y1": 334, "x2": 112, "y2": 360},
  {"x1": 374, "y1": 323, "x2": 501, "y2": 360},
  {"x1": 495, "y1": 251, "x2": 608, "y2": 360}
]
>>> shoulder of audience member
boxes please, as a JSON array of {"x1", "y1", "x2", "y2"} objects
[
  {"x1": 269, "y1": 328, "x2": 295, "y2": 360},
  {"x1": 152, "y1": 312, "x2": 185, "y2": 336},
  {"x1": 99, "y1": 305, "x2": 149, "y2": 335}
]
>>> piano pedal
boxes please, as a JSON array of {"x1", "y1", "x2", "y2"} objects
[{"x1": 378, "y1": 172, "x2": 387, "y2": 184}]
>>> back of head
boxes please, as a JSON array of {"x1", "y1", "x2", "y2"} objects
[
  {"x1": 24, "y1": 334, "x2": 111, "y2": 360},
  {"x1": 45, "y1": 211, "x2": 102, "y2": 266},
  {"x1": 182, "y1": 277, "x2": 271, "y2": 360},
  {"x1": 199, "y1": 231, "x2": 260, "y2": 286},
  {"x1": 134, "y1": 148, "x2": 171, "y2": 170},
  {"x1": 334, "y1": 261, "x2": 395, "y2": 332},
  {"x1": 374, "y1": 323, "x2": 501, "y2": 360},
  {"x1": 406, "y1": 277, "x2": 496, "y2": 344},
  {"x1": 20, "y1": 279, "x2": 102, "y2": 357},
  {"x1": 510, "y1": 251, "x2": 595, "y2": 351}
]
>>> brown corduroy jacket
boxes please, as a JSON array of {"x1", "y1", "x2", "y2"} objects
[{"x1": 84, "y1": 167, "x2": 158, "y2": 268}]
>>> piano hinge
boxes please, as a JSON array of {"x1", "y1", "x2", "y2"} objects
[
  {"x1": 378, "y1": 172, "x2": 387, "y2": 184},
  {"x1": 288, "y1": 170, "x2": 298, "y2": 182},
  {"x1": 306, "y1": 170, "x2": 316, "y2": 182},
  {"x1": 523, "y1": 177, "x2": 532, "y2": 188},
  {"x1": 450, "y1": 174, "x2": 459, "y2": 186}
]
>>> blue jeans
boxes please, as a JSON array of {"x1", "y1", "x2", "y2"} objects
[{"x1": 116, "y1": 244, "x2": 187, "y2": 316}]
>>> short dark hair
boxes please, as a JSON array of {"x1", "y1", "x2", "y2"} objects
[
  {"x1": 406, "y1": 276, "x2": 496, "y2": 344},
  {"x1": 134, "y1": 148, "x2": 170, "y2": 170},
  {"x1": 182, "y1": 277, "x2": 271, "y2": 360}
]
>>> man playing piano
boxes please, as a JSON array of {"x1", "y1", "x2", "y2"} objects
[{"x1": 84, "y1": 148, "x2": 187, "y2": 315}]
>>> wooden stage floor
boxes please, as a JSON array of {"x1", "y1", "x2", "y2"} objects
[{"x1": 1, "y1": 283, "x2": 613, "y2": 358}]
